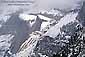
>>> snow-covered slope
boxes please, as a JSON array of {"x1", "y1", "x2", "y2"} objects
[
  {"x1": 14, "y1": 31, "x2": 42, "y2": 57},
  {"x1": 0, "y1": 34, "x2": 14, "y2": 57},
  {"x1": 19, "y1": 13, "x2": 55, "y2": 31},
  {"x1": 44, "y1": 12, "x2": 78, "y2": 38}
]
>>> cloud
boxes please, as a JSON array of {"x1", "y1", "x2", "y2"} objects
[
  {"x1": 29, "y1": 0, "x2": 84, "y2": 12},
  {"x1": 0, "y1": 0, "x2": 84, "y2": 14}
]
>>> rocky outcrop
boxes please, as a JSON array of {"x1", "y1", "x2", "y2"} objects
[{"x1": 77, "y1": 1, "x2": 85, "y2": 27}]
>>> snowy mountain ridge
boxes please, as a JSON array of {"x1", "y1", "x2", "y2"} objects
[
  {"x1": 0, "y1": 5, "x2": 84, "y2": 57},
  {"x1": 12, "y1": 11, "x2": 80, "y2": 57},
  {"x1": 44, "y1": 12, "x2": 78, "y2": 38}
]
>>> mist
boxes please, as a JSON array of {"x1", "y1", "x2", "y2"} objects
[
  {"x1": 28, "y1": 0, "x2": 84, "y2": 12},
  {"x1": 0, "y1": 0, "x2": 84, "y2": 14}
]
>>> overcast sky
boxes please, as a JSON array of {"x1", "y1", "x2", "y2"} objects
[
  {"x1": 29, "y1": 0, "x2": 84, "y2": 12},
  {"x1": 0, "y1": 0, "x2": 84, "y2": 15}
]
